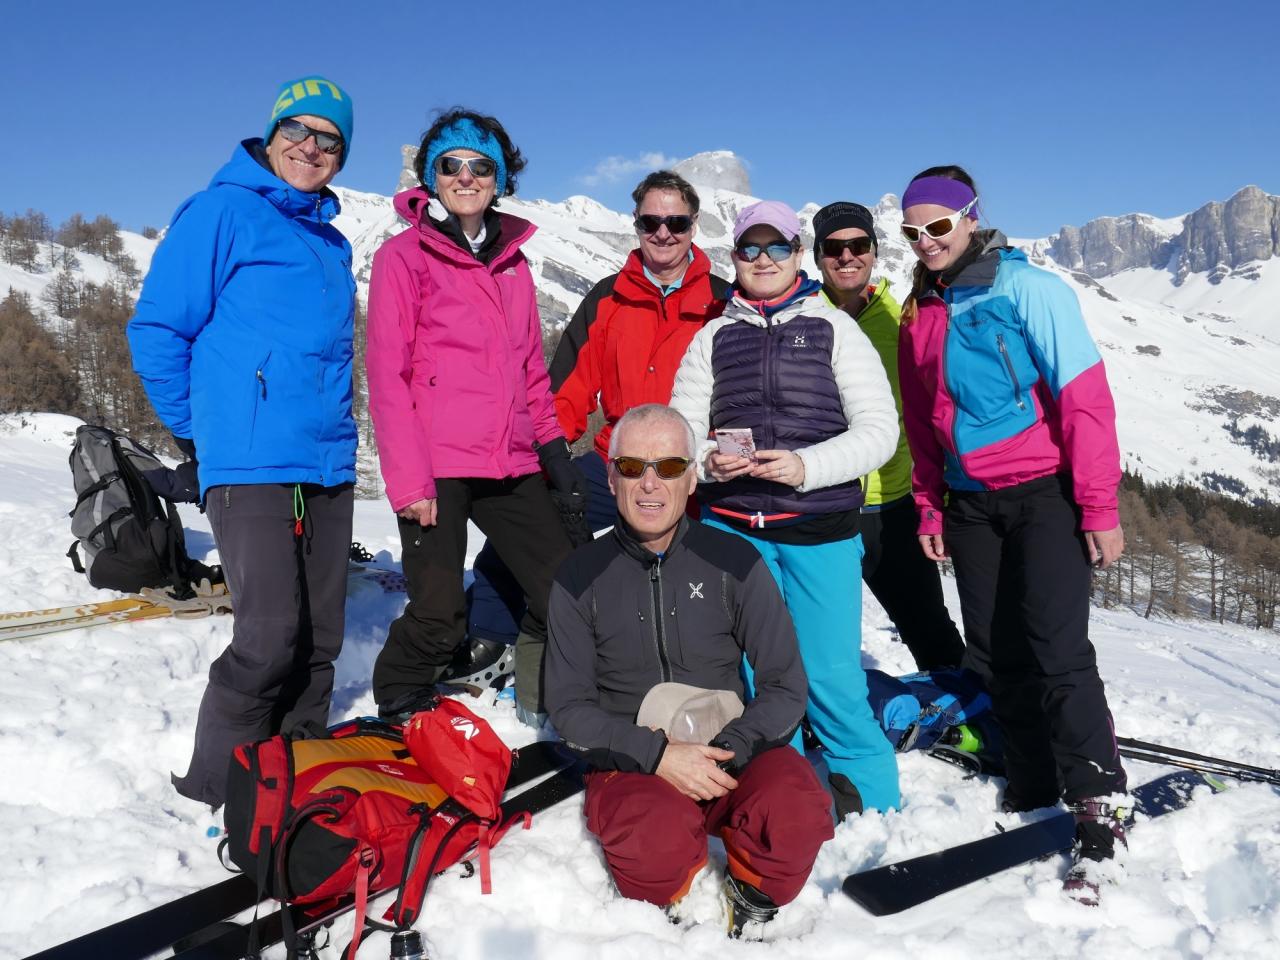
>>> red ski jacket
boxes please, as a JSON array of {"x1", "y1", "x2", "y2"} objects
[{"x1": 549, "y1": 246, "x2": 729, "y2": 460}]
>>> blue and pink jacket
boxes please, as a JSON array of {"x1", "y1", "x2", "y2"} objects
[{"x1": 898, "y1": 236, "x2": 1120, "y2": 536}]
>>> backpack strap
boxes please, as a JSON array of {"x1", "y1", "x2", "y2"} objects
[
  {"x1": 344, "y1": 847, "x2": 377, "y2": 960},
  {"x1": 68, "y1": 471, "x2": 121, "y2": 514},
  {"x1": 86, "y1": 505, "x2": 134, "y2": 554},
  {"x1": 477, "y1": 810, "x2": 531, "y2": 894},
  {"x1": 391, "y1": 801, "x2": 476, "y2": 929},
  {"x1": 66, "y1": 541, "x2": 85, "y2": 574}
]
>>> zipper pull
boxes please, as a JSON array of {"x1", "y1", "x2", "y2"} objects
[{"x1": 256, "y1": 369, "x2": 267, "y2": 399}]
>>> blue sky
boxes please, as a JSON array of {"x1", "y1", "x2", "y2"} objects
[{"x1": 2, "y1": 0, "x2": 1276, "y2": 238}]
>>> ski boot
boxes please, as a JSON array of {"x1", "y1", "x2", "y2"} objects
[
  {"x1": 724, "y1": 874, "x2": 778, "y2": 941},
  {"x1": 438, "y1": 635, "x2": 515, "y2": 695},
  {"x1": 1063, "y1": 795, "x2": 1130, "y2": 905},
  {"x1": 378, "y1": 687, "x2": 442, "y2": 725}
]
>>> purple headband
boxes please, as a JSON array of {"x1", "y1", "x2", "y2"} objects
[{"x1": 901, "y1": 176, "x2": 979, "y2": 219}]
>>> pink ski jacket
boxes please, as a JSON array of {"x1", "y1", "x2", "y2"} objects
[{"x1": 366, "y1": 188, "x2": 562, "y2": 511}]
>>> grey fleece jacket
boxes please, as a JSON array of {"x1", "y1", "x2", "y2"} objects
[{"x1": 545, "y1": 516, "x2": 808, "y2": 773}]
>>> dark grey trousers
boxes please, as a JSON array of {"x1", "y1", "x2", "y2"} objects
[{"x1": 174, "y1": 482, "x2": 353, "y2": 808}]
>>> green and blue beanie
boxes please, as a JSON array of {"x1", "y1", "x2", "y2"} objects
[{"x1": 264, "y1": 75, "x2": 354, "y2": 169}]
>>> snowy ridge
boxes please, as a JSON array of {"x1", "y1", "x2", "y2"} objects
[
  {"x1": 4, "y1": 158, "x2": 1279, "y2": 503},
  {"x1": 2, "y1": 412, "x2": 1278, "y2": 957}
]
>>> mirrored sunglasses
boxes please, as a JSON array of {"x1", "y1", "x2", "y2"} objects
[
  {"x1": 634, "y1": 214, "x2": 694, "y2": 235},
  {"x1": 610, "y1": 456, "x2": 692, "y2": 480},
  {"x1": 436, "y1": 155, "x2": 498, "y2": 178},
  {"x1": 820, "y1": 236, "x2": 875, "y2": 259},
  {"x1": 900, "y1": 197, "x2": 978, "y2": 244},
  {"x1": 734, "y1": 241, "x2": 796, "y2": 263},
  {"x1": 275, "y1": 117, "x2": 344, "y2": 155}
]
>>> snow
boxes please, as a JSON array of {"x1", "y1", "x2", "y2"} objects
[{"x1": 3, "y1": 411, "x2": 1279, "y2": 959}]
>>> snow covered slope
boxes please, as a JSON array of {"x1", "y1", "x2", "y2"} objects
[{"x1": 3, "y1": 412, "x2": 1279, "y2": 959}]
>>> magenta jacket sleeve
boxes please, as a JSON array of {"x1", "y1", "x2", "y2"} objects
[
  {"x1": 517, "y1": 258, "x2": 563, "y2": 447},
  {"x1": 1054, "y1": 361, "x2": 1121, "y2": 530},
  {"x1": 1013, "y1": 267, "x2": 1121, "y2": 532},
  {"x1": 365, "y1": 242, "x2": 437, "y2": 510},
  {"x1": 898, "y1": 312, "x2": 948, "y2": 536}
]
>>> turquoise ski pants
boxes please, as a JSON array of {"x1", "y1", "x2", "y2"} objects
[{"x1": 704, "y1": 517, "x2": 901, "y2": 813}]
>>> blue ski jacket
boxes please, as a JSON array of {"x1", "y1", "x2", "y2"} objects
[{"x1": 127, "y1": 141, "x2": 358, "y2": 495}]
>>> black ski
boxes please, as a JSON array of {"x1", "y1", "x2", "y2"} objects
[
  {"x1": 170, "y1": 759, "x2": 586, "y2": 959},
  {"x1": 22, "y1": 738, "x2": 570, "y2": 960},
  {"x1": 842, "y1": 769, "x2": 1222, "y2": 916}
]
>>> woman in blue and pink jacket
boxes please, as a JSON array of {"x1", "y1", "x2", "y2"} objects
[{"x1": 896, "y1": 166, "x2": 1129, "y2": 894}]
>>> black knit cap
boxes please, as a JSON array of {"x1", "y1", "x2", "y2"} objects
[{"x1": 812, "y1": 201, "x2": 877, "y2": 253}]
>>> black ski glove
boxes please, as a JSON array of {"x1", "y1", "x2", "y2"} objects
[
  {"x1": 536, "y1": 438, "x2": 592, "y2": 547},
  {"x1": 144, "y1": 435, "x2": 201, "y2": 505},
  {"x1": 536, "y1": 437, "x2": 588, "y2": 498}
]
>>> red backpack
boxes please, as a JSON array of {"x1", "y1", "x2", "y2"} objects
[{"x1": 223, "y1": 702, "x2": 519, "y2": 959}]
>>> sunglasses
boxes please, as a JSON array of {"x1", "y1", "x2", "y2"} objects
[
  {"x1": 734, "y1": 241, "x2": 796, "y2": 263},
  {"x1": 275, "y1": 117, "x2": 344, "y2": 155},
  {"x1": 436, "y1": 155, "x2": 498, "y2": 178},
  {"x1": 820, "y1": 236, "x2": 875, "y2": 259},
  {"x1": 634, "y1": 214, "x2": 695, "y2": 235},
  {"x1": 610, "y1": 456, "x2": 692, "y2": 480},
  {"x1": 900, "y1": 197, "x2": 978, "y2": 244}
]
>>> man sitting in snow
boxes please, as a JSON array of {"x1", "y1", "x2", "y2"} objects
[{"x1": 544, "y1": 404, "x2": 833, "y2": 938}]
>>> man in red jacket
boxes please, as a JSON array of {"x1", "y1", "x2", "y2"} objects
[{"x1": 469, "y1": 171, "x2": 730, "y2": 715}]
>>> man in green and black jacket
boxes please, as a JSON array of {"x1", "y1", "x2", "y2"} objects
[{"x1": 813, "y1": 201, "x2": 966, "y2": 670}]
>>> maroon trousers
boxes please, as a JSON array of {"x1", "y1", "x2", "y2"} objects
[{"x1": 583, "y1": 747, "x2": 834, "y2": 906}]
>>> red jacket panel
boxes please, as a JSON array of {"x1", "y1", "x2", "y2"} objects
[{"x1": 549, "y1": 247, "x2": 729, "y2": 460}]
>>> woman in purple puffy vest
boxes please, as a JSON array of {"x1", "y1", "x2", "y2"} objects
[{"x1": 670, "y1": 199, "x2": 900, "y2": 819}]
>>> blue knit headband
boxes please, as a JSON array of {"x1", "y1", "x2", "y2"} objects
[{"x1": 423, "y1": 119, "x2": 508, "y2": 197}]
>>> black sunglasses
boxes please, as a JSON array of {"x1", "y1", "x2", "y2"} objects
[
  {"x1": 610, "y1": 456, "x2": 692, "y2": 480},
  {"x1": 734, "y1": 240, "x2": 796, "y2": 263},
  {"x1": 275, "y1": 117, "x2": 344, "y2": 155},
  {"x1": 436, "y1": 155, "x2": 498, "y2": 178},
  {"x1": 634, "y1": 214, "x2": 694, "y2": 235},
  {"x1": 820, "y1": 236, "x2": 875, "y2": 259}
]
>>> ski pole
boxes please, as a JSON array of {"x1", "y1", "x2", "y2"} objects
[
  {"x1": 1119, "y1": 746, "x2": 1280, "y2": 786},
  {"x1": 1117, "y1": 736, "x2": 1280, "y2": 780}
]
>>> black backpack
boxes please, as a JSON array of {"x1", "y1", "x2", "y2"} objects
[{"x1": 67, "y1": 424, "x2": 214, "y2": 596}]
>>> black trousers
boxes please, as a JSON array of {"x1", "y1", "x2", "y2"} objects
[
  {"x1": 468, "y1": 450, "x2": 614, "y2": 644},
  {"x1": 860, "y1": 496, "x2": 966, "y2": 670},
  {"x1": 175, "y1": 482, "x2": 353, "y2": 808},
  {"x1": 946, "y1": 475, "x2": 1126, "y2": 805},
  {"x1": 372, "y1": 473, "x2": 571, "y2": 713}
]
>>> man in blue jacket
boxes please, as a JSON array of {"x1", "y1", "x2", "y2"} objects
[{"x1": 127, "y1": 76, "x2": 357, "y2": 809}]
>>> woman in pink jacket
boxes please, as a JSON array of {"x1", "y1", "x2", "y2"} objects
[{"x1": 365, "y1": 109, "x2": 580, "y2": 726}]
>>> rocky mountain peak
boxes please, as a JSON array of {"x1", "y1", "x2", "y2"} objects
[
  {"x1": 671, "y1": 151, "x2": 751, "y2": 196},
  {"x1": 1047, "y1": 185, "x2": 1280, "y2": 285}
]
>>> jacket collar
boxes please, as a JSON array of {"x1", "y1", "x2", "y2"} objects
[
  {"x1": 213, "y1": 140, "x2": 341, "y2": 223},
  {"x1": 613, "y1": 245, "x2": 713, "y2": 304},
  {"x1": 611, "y1": 515, "x2": 690, "y2": 565},
  {"x1": 820, "y1": 275, "x2": 892, "y2": 321},
  {"x1": 934, "y1": 230, "x2": 1013, "y2": 290},
  {"x1": 723, "y1": 272, "x2": 823, "y2": 326},
  {"x1": 393, "y1": 186, "x2": 535, "y2": 267}
]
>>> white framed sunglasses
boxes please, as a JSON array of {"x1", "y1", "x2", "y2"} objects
[{"x1": 900, "y1": 196, "x2": 979, "y2": 244}]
